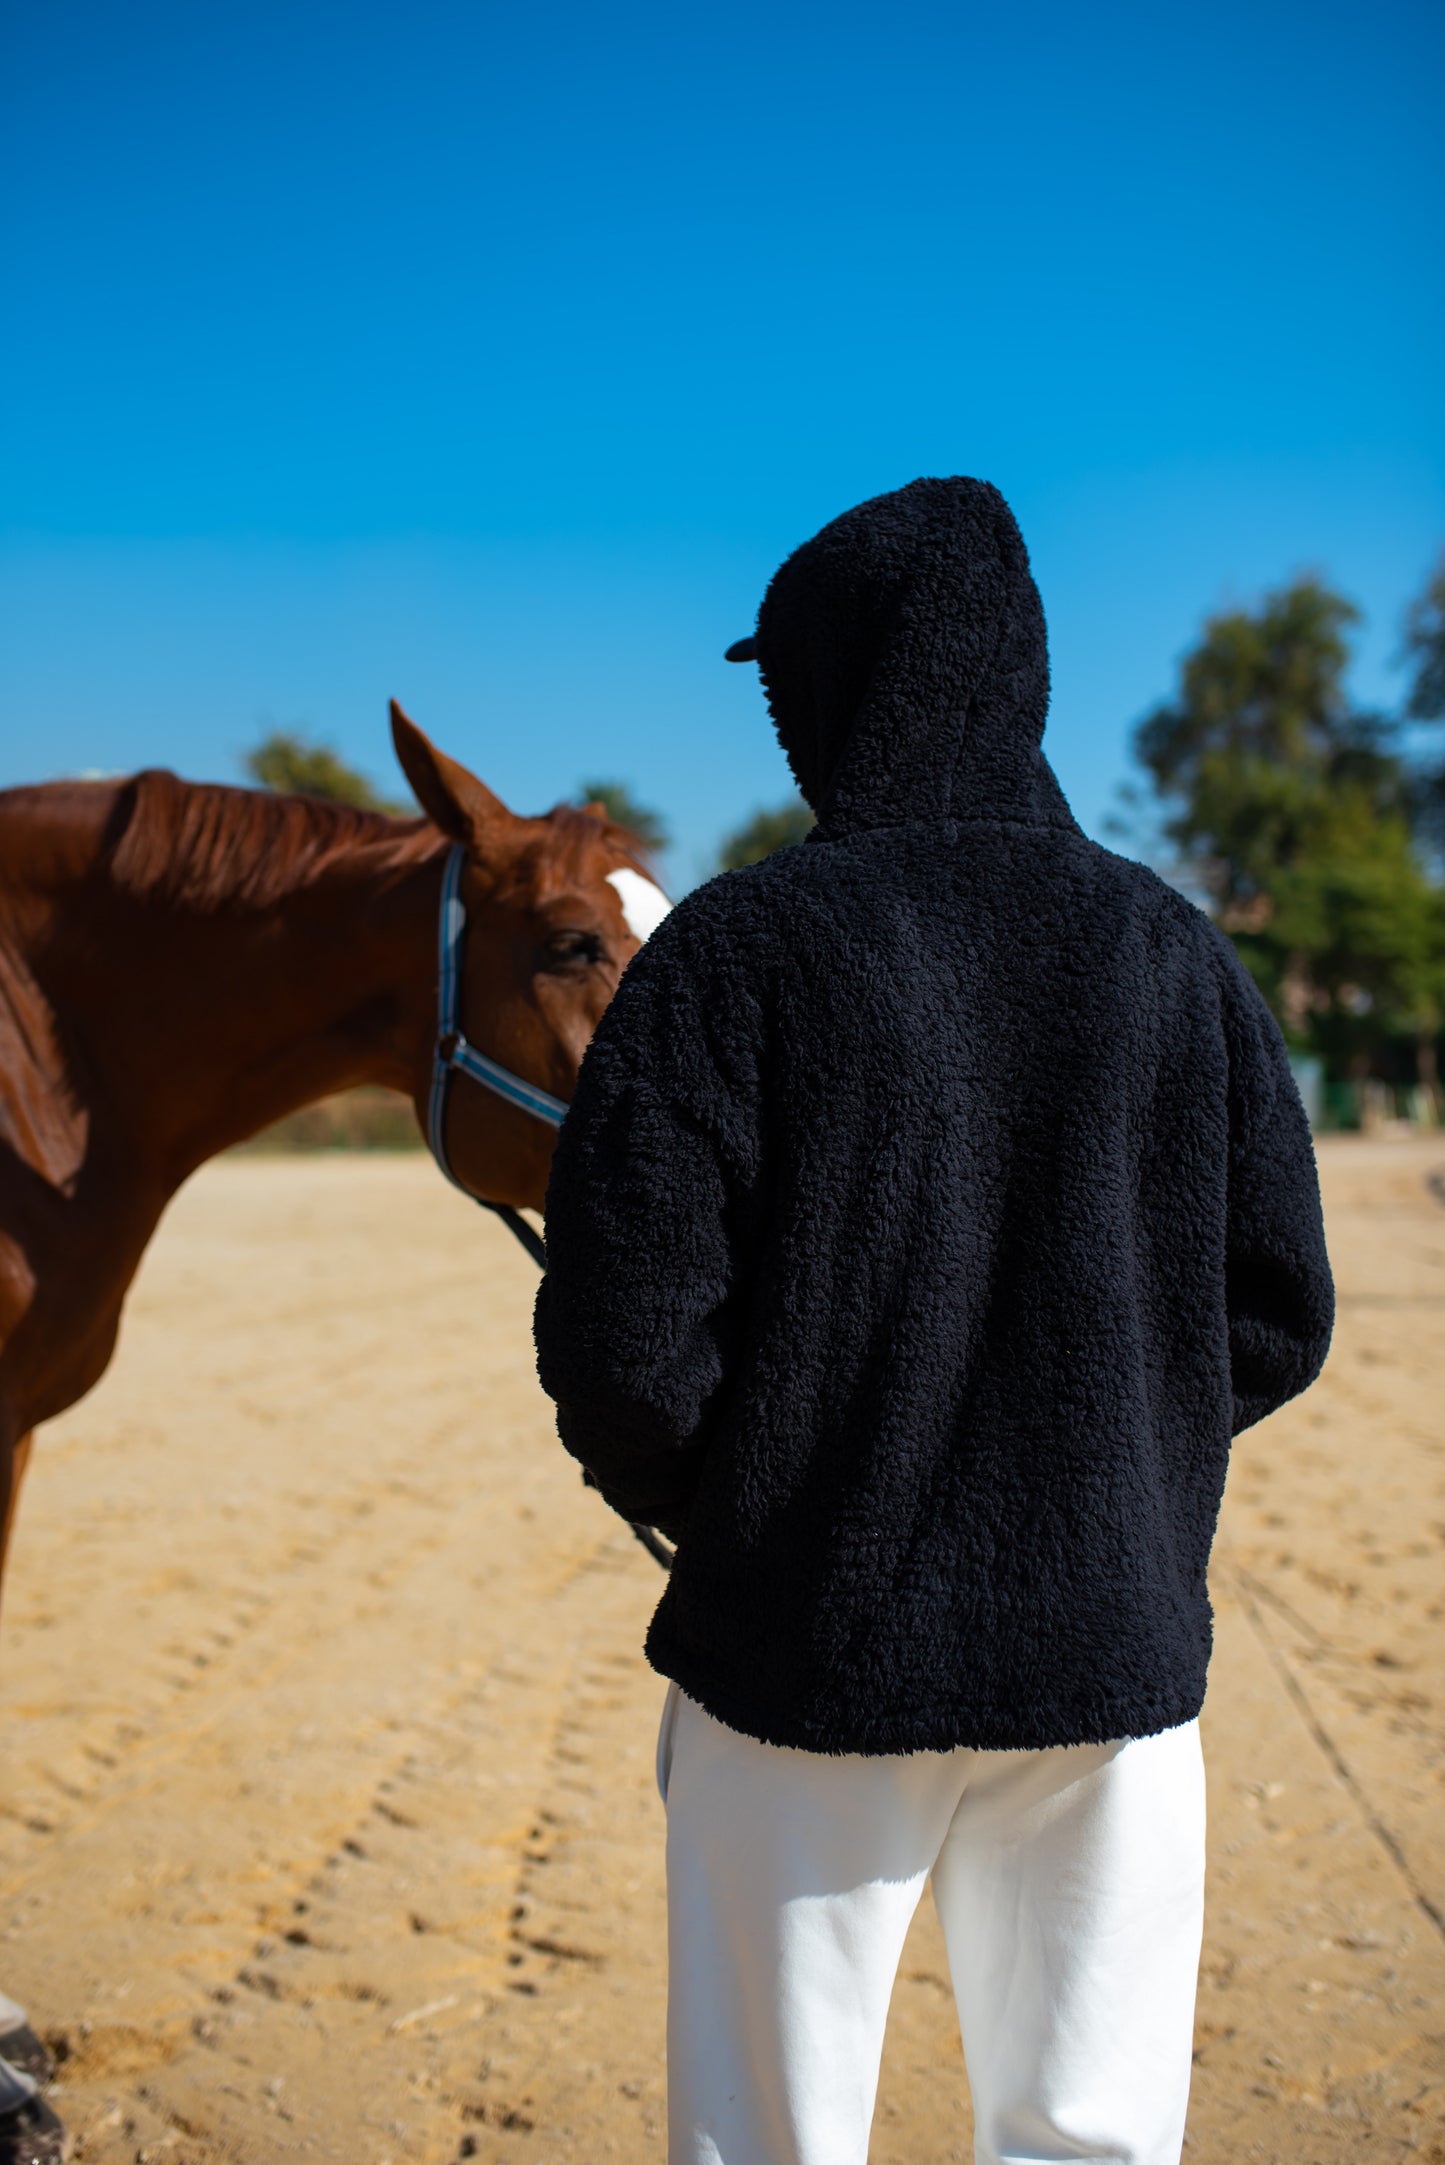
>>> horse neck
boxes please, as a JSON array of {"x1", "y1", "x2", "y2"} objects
[{"x1": 39, "y1": 795, "x2": 448, "y2": 1184}]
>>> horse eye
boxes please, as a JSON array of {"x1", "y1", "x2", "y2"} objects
[{"x1": 545, "y1": 929, "x2": 605, "y2": 969}]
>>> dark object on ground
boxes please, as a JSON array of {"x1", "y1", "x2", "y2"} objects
[
  {"x1": 536, "y1": 476, "x2": 1335, "y2": 1757},
  {"x1": 0, "y1": 2029, "x2": 52, "y2": 2089},
  {"x1": 0, "y1": 2096, "x2": 68, "y2": 2165}
]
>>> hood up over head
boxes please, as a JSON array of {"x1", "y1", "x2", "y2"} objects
[{"x1": 749, "y1": 476, "x2": 1071, "y2": 838}]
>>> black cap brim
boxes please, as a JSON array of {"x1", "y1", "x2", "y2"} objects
[{"x1": 724, "y1": 637, "x2": 759, "y2": 663}]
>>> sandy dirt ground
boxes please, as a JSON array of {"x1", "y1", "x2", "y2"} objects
[{"x1": 0, "y1": 1140, "x2": 1441, "y2": 2164}]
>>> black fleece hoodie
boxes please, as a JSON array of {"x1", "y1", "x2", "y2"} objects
[{"x1": 534, "y1": 476, "x2": 1334, "y2": 1754}]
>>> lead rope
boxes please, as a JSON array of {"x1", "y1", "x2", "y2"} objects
[{"x1": 427, "y1": 844, "x2": 674, "y2": 1571}]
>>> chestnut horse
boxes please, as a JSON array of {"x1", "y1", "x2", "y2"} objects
[
  {"x1": 0, "y1": 702, "x2": 670, "y2": 1607},
  {"x1": 0, "y1": 700, "x2": 671, "y2": 2151}
]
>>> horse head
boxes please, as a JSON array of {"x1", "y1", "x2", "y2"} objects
[{"x1": 389, "y1": 701, "x2": 671, "y2": 1214}]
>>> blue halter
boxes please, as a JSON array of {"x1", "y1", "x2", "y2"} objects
[{"x1": 427, "y1": 843, "x2": 566, "y2": 1267}]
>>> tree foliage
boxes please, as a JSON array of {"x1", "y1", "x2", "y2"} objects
[
  {"x1": 577, "y1": 780, "x2": 670, "y2": 855},
  {"x1": 245, "y1": 729, "x2": 410, "y2": 814},
  {"x1": 1132, "y1": 576, "x2": 1445, "y2": 1096},
  {"x1": 718, "y1": 796, "x2": 816, "y2": 870},
  {"x1": 1400, "y1": 551, "x2": 1445, "y2": 855},
  {"x1": 1134, "y1": 581, "x2": 1408, "y2": 918},
  {"x1": 1402, "y1": 551, "x2": 1445, "y2": 722},
  {"x1": 1245, "y1": 828, "x2": 1445, "y2": 1078}
]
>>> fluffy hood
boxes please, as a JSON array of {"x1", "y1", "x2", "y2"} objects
[{"x1": 752, "y1": 476, "x2": 1069, "y2": 836}]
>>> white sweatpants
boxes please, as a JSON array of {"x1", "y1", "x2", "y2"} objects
[{"x1": 658, "y1": 1684, "x2": 1205, "y2": 2165}]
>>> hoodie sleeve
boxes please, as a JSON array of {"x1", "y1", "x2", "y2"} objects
[
  {"x1": 1214, "y1": 938, "x2": 1335, "y2": 1435},
  {"x1": 533, "y1": 898, "x2": 760, "y2": 1538}
]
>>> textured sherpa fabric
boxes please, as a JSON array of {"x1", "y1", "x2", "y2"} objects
[{"x1": 534, "y1": 476, "x2": 1334, "y2": 1755}]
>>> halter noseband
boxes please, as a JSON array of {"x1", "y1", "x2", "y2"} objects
[
  {"x1": 426, "y1": 842, "x2": 675, "y2": 1575},
  {"x1": 427, "y1": 843, "x2": 566, "y2": 1268}
]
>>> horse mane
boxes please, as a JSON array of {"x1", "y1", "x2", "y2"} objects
[{"x1": 104, "y1": 769, "x2": 442, "y2": 912}]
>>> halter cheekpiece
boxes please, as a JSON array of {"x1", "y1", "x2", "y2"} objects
[
  {"x1": 425, "y1": 842, "x2": 675, "y2": 1573},
  {"x1": 427, "y1": 842, "x2": 566, "y2": 1266}
]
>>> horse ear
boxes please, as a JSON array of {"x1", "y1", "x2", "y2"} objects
[{"x1": 389, "y1": 700, "x2": 513, "y2": 846}]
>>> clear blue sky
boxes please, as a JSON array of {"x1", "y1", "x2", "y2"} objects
[{"x1": 3, "y1": 0, "x2": 1441, "y2": 890}]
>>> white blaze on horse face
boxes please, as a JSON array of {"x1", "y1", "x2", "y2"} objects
[{"x1": 607, "y1": 867, "x2": 672, "y2": 944}]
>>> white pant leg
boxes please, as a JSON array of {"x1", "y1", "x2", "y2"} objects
[
  {"x1": 931, "y1": 1721, "x2": 1205, "y2": 2165},
  {"x1": 661, "y1": 1683, "x2": 971, "y2": 2165}
]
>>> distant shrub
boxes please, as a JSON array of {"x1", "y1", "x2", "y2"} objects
[
  {"x1": 719, "y1": 796, "x2": 816, "y2": 869},
  {"x1": 234, "y1": 1086, "x2": 423, "y2": 1154},
  {"x1": 577, "y1": 779, "x2": 670, "y2": 856},
  {"x1": 245, "y1": 730, "x2": 412, "y2": 816}
]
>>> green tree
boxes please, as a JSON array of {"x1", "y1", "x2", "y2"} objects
[
  {"x1": 1134, "y1": 579, "x2": 1408, "y2": 920},
  {"x1": 577, "y1": 780, "x2": 670, "y2": 856},
  {"x1": 719, "y1": 796, "x2": 816, "y2": 870},
  {"x1": 1402, "y1": 552, "x2": 1445, "y2": 721},
  {"x1": 245, "y1": 729, "x2": 410, "y2": 814},
  {"x1": 1132, "y1": 576, "x2": 1444, "y2": 1107},
  {"x1": 1400, "y1": 550, "x2": 1445, "y2": 854},
  {"x1": 1257, "y1": 823, "x2": 1445, "y2": 1100}
]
